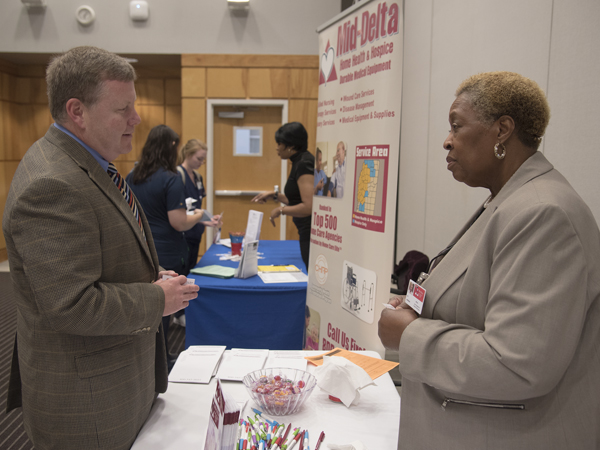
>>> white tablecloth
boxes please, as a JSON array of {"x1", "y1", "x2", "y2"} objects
[{"x1": 132, "y1": 350, "x2": 401, "y2": 449}]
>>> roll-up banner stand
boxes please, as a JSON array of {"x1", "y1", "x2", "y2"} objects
[{"x1": 306, "y1": 0, "x2": 403, "y2": 357}]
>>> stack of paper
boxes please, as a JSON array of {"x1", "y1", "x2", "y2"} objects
[
  {"x1": 257, "y1": 265, "x2": 301, "y2": 273},
  {"x1": 168, "y1": 345, "x2": 226, "y2": 384},
  {"x1": 264, "y1": 351, "x2": 308, "y2": 371},
  {"x1": 257, "y1": 272, "x2": 308, "y2": 284},
  {"x1": 190, "y1": 265, "x2": 236, "y2": 279},
  {"x1": 234, "y1": 240, "x2": 259, "y2": 279},
  {"x1": 204, "y1": 379, "x2": 241, "y2": 450},
  {"x1": 215, "y1": 348, "x2": 269, "y2": 381}
]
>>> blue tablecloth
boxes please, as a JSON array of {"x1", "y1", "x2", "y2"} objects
[{"x1": 186, "y1": 240, "x2": 307, "y2": 350}]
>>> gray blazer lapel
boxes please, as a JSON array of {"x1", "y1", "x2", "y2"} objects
[
  {"x1": 421, "y1": 205, "x2": 493, "y2": 317},
  {"x1": 420, "y1": 151, "x2": 554, "y2": 318},
  {"x1": 45, "y1": 127, "x2": 156, "y2": 269}
]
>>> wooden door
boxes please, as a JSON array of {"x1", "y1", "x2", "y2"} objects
[{"x1": 213, "y1": 106, "x2": 285, "y2": 241}]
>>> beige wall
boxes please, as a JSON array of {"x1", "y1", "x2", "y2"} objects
[
  {"x1": 181, "y1": 54, "x2": 319, "y2": 254},
  {"x1": 396, "y1": 0, "x2": 600, "y2": 261}
]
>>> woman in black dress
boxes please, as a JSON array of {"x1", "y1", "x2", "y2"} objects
[{"x1": 252, "y1": 122, "x2": 314, "y2": 269}]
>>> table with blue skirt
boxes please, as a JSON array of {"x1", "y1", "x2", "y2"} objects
[{"x1": 186, "y1": 240, "x2": 308, "y2": 350}]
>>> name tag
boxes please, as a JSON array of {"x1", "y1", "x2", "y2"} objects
[{"x1": 405, "y1": 279, "x2": 426, "y2": 314}]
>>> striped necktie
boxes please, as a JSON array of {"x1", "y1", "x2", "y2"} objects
[{"x1": 107, "y1": 163, "x2": 146, "y2": 241}]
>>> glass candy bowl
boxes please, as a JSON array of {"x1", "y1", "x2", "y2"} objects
[{"x1": 243, "y1": 368, "x2": 317, "y2": 416}]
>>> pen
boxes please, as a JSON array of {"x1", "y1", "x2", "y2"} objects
[
  {"x1": 314, "y1": 432, "x2": 325, "y2": 450},
  {"x1": 286, "y1": 429, "x2": 304, "y2": 450},
  {"x1": 237, "y1": 418, "x2": 244, "y2": 450},
  {"x1": 282, "y1": 423, "x2": 292, "y2": 443},
  {"x1": 270, "y1": 425, "x2": 285, "y2": 450},
  {"x1": 248, "y1": 416, "x2": 261, "y2": 437},
  {"x1": 304, "y1": 430, "x2": 309, "y2": 450},
  {"x1": 276, "y1": 423, "x2": 292, "y2": 450},
  {"x1": 253, "y1": 408, "x2": 277, "y2": 428}
]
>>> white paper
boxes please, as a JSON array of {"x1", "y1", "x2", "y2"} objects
[
  {"x1": 264, "y1": 351, "x2": 308, "y2": 371},
  {"x1": 244, "y1": 210, "x2": 263, "y2": 244},
  {"x1": 258, "y1": 272, "x2": 308, "y2": 284},
  {"x1": 168, "y1": 345, "x2": 226, "y2": 384},
  {"x1": 234, "y1": 240, "x2": 259, "y2": 279},
  {"x1": 215, "y1": 348, "x2": 269, "y2": 381}
]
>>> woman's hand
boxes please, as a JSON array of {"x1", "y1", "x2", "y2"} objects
[
  {"x1": 269, "y1": 206, "x2": 283, "y2": 227},
  {"x1": 201, "y1": 214, "x2": 221, "y2": 228},
  {"x1": 251, "y1": 191, "x2": 275, "y2": 204},
  {"x1": 211, "y1": 214, "x2": 222, "y2": 227},
  {"x1": 388, "y1": 295, "x2": 412, "y2": 310},
  {"x1": 378, "y1": 305, "x2": 418, "y2": 350}
]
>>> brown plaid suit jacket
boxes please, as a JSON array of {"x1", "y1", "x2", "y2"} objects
[{"x1": 2, "y1": 126, "x2": 169, "y2": 449}]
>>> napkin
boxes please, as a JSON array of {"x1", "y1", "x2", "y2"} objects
[
  {"x1": 313, "y1": 356, "x2": 374, "y2": 407},
  {"x1": 327, "y1": 440, "x2": 368, "y2": 450}
]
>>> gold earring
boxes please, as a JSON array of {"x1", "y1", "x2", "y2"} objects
[{"x1": 494, "y1": 142, "x2": 506, "y2": 160}]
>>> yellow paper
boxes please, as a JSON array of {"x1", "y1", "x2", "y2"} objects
[
  {"x1": 257, "y1": 265, "x2": 300, "y2": 273},
  {"x1": 305, "y1": 348, "x2": 399, "y2": 380}
]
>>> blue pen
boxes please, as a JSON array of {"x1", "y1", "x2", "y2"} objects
[
  {"x1": 304, "y1": 430, "x2": 309, "y2": 450},
  {"x1": 253, "y1": 408, "x2": 278, "y2": 428}
]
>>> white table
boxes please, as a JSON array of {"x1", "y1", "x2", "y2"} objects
[{"x1": 132, "y1": 351, "x2": 401, "y2": 449}]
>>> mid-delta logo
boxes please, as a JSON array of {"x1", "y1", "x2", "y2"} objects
[
  {"x1": 337, "y1": 1, "x2": 400, "y2": 57},
  {"x1": 314, "y1": 254, "x2": 329, "y2": 285},
  {"x1": 319, "y1": 40, "x2": 338, "y2": 86}
]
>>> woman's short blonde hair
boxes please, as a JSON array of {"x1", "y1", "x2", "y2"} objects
[
  {"x1": 456, "y1": 71, "x2": 550, "y2": 149},
  {"x1": 178, "y1": 139, "x2": 208, "y2": 165}
]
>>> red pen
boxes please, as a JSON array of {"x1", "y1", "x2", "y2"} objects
[
  {"x1": 282, "y1": 423, "x2": 292, "y2": 442},
  {"x1": 314, "y1": 431, "x2": 325, "y2": 450},
  {"x1": 287, "y1": 429, "x2": 304, "y2": 450}
]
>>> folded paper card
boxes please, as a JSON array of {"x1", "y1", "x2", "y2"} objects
[
  {"x1": 313, "y1": 356, "x2": 374, "y2": 407},
  {"x1": 190, "y1": 265, "x2": 236, "y2": 278}
]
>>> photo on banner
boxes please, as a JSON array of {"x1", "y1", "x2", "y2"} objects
[{"x1": 307, "y1": 0, "x2": 403, "y2": 356}]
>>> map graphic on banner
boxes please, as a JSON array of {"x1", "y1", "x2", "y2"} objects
[
  {"x1": 306, "y1": 0, "x2": 403, "y2": 356},
  {"x1": 352, "y1": 145, "x2": 389, "y2": 232}
]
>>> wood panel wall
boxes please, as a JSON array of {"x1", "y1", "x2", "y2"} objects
[
  {"x1": 0, "y1": 53, "x2": 319, "y2": 262},
  {"x1": 0, "y1": 58, "x2": 182, "y2": 263},
  {"x1": 181, "y1": 54, "x2": 319, "y2": 249}
]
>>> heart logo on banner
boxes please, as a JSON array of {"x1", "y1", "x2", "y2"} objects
[{"x1": 321, "y1": 46, "x2": 335, "y2": 85}]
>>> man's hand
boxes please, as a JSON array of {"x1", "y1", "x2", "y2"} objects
[
  {"x1": 154, "y1": 275, "x2": 199, "y2": 316},
  {"x1": 158, "y1": 270, "x2": 178, "y2": 279}
]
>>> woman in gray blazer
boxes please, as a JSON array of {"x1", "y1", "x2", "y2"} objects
[{"x1": 379, "y1": 72, "x2": 600, "y2": 449}]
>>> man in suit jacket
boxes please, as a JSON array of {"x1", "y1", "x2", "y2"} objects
[{"x1": 2, "y1": 46, "x2": 198, "y2": 449}]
